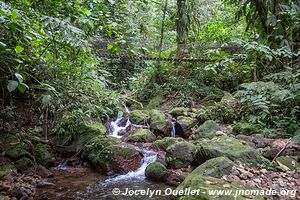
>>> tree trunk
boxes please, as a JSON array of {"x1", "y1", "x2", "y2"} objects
[{"x1": 176, "y1": 0, "x2": 189, "y2": 59}]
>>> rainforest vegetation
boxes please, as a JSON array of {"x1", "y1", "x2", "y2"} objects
[{"x1": 0, "y1": 0, "x2": 299, "y2": 199}]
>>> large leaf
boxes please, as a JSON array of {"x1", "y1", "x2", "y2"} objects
[
  {"x1": 7, "y1": 80, "x2": 18, "y2": 92},
  {"x1": 15, "y1": 73, "x2": 23, "y2": 83},
  {"x1": 18, "y1": 83, "x2": 29, "y2": 93},
  {"x1": 15, "y1": 46, "x2": 24, "y2": 53}
]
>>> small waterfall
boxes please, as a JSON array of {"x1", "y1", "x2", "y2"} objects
[
  {"x1": 104, "y1": 111, "x2": 158, "y2": 184},
  {"x1": 171, "y1": 122, "x2": 176, "y2": 137},
  {"x1": 102, "y1": 149, "x2": 157, "y2": 185},
  {"x1": 109, "y1": 112, "x2": 131, "y2": 138},
  {"x1": 54, "y1": 160, "x2": 68, "y2": 170}
]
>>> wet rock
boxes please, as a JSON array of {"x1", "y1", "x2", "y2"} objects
[
  {"x1": 55, "y1": 121, "x2": 107, "y2": 153},
  {"x1": 196, "y1": 136, "x2": 260, "y2": 165},
  {"x1": 195, "y1": 120, "x2": 220, "y2": 139},
  {"x1": 191, "y1": 157, "x2": 234, "y2": 178},
  {"x1": 149, "y1": 109, "x2": 173, "y2": 137},
  {"x1": 145, "y1": 162, "x2": 168, "y2": 181},
  {"x1": 169, "y1": 107, "x2": 198, "y2": 118},
  {"x1": 129, "y1": 110, "x2": 150, "y2": 125},
  {"x1": 153, "y1": 137, "x2": 185, "y2": 151},
  {"x1": 34, "y1": 143, "x2": 53, "y2": 167},
  {"x1": 166, "y1": 141, "x2": 197, "y2": 169},
  {"x1": 175, "y1": 116, "x2": 198, "y2": 138},
  {"x1": 84, "y1": 136, "x2": 143, "y2": 174},
  {"x1": 126, "y1": 129, "x2": 156, "y2": 143}
]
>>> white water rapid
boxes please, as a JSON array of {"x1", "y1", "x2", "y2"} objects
[{"x1": 103, "y1": 113, "x2": 158, "y2": 185}]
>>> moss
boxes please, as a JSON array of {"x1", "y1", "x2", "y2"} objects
[
  {"x1": 6, "y1": 143, "x2": 30, "y2": 160},
  {"x1": 149, "y1": 109, "x2": 166, "y2": 122},
  {"x1": 196, "y1": 136, "x2": 260, "y2": 165},
  {"x1": 190, "y1": 157, "x2": 234, "y2": 178},
  {"x1": 55, "y1": 121, "x2": 107, "y2": 152},
  {"x1": 0, "y1": 164, "x2": 16, "y2": 178},
  {"x1": 127, "y1": 129, "x2": 156, "y2": 143},
  {"x1": 195, "y1": 120, "x2": 220, "y2": 139},
  {"x1": 145, "y1": 162, "x2": 167, "y2": 181},
  {"x1": 231, "y1": 122, "x2": 260, "y2": 136},
  {"x1": 166, "y1": 141, "x2": 197, "y2": 169},
  {"x1": 154, "y1": 137, "x2": 185, "y2": 151},
  {"x1": 146, "y1": 95, "x2": 164, "y2": 109},
  {"x1": 276, "y1": 156, "x2": 299, "y2": 170},
  {"x1": 14, "y1": 157, "x2": 34, "y2": 171},
  {"x1": 129, "y1": 110, "x2": 150, "y2": 124},
  {"x1": 177, "y1": 175, "x2": 262, "y2": 200},
  {"x1": 169, "y1": 107, "x2": 191, "y2": 117},
  {"x1": 35, "y1": 143, "x2": 52, "y2": 166}
]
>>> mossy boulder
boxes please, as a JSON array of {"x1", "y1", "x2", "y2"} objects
[
  {"x1": 231, "y1": 122, "x2": 259, "y2": 136},
  {"x1": 195, "y1": 120, "x2": 220, "y2": 139},
  {"x1": 84, "y1": 136, "x2": 143, "y2": 174},
  {"x1": 145, "y1": 162, "x2": 168, "y2": 181},
  {"x1": 34, "y1": 143, "x2": 52, "y2": 166},
  {"x1": 190, "y1": 157, "x2": 234, "y2": 178},
  {"x1": 154, "y1": 137, "x2": 185, "y2": 151},
  {"x1": 149, "y1": 110, "x2": 173, "y2": 137},
  {"x1": 129, "y1": 110, "x2": 150, "y2": 125},
  {"x1": 176, "y1": 175, "x2": 261, "y2": 200},
  {"x1": 169, "y1": 107, "x2": 198, "y2": 118},
  {"x1": 1, "y1": 134, "x2": 30, "y2": 160},
  {"x1": 196, "y1": 136, "x2": 260, "y2": 165},
  {"x1": 55, "y1": 121, "x2": 107, "y2": 153},
  {"x1": 175, "y1": 116, "x2": 198, "y2": 138},
  {"x1": 276, "y1": 156, "x2": 299, "y2": 170},
  {"x1": 0, "y1": 164, "x2": 16, "y2": 178},
  {"x1": 166, "y1": 141, "x2": 197, "y2": 169},
  {"x1": 146, "y1": 95, "x2": 164, "y2": 109},
  {"x1": 126, "y1": 129, "x2": 156, "y2": 143},
  {"x1": 14, "y1": 157, "x2": 34, "y2": 172}
]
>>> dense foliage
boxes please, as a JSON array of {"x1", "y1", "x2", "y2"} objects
[{"x1": 1, "y1": 0, "x2": 299, "y2": 139}]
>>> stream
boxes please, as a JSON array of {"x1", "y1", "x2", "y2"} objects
[{"x1": 36, "y1": 113, "x2": 175, "y2": 200}]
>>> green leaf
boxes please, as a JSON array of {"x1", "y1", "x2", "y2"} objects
[
  {"x1": 7, "y1": 80, "x2": 18, "y2": 92},
  {"x1": 0, "y1": 42, "x2": 7, "y2": 47},
  {"x1": 15, "y1": 73, "x2": 23, "y2": 83},
  {"x1": 11, "y1": 11, "x2": 18, "y2": 19},
  {"x1": 18, "y1": 83, "x2": 28, "y2": 93},
  {"x1": 15, "y1": 46, "x2": 24, "y2": 53}
]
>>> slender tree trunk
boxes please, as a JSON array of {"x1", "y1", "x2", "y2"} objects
[{"x1": 176, "y1": 0, "x2": 189, "y2": 59}]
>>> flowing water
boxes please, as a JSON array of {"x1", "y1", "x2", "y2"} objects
[{"x1": 36, "y1": 114, "x2": 175, "y2": 200}]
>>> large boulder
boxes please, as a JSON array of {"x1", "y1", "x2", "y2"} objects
[
  {"x1": 14, "y1": 157, "x2": 34, "y2": 172},
  {"x1": 169, "y1": 107, "x2": 198, "y2": 118},
  {"x1": 176, "y1": 174, "x2": 260, "y2": 200},
  {"x1": 34, "y1": 143, "x2": 52, "y2": 167},
  {"x1": 195, "y1": 120, "x2": 220, "y2": 139},
  {"x1": 126, "y1": 129, "x2": 156, "y2": 143},
  {"x1": 149, "y1": 109, "x2": 173, "y2": 137},
  {"x1": 190, "y1": 157, "x2": 234, "y2": 178},
  {"x1": 145, "y1": 162, "x2": 168, "y2": 181},
  {"x1": 84, "y1": 136, "x2": 143, "y2": 174},
  {"x1": 196, "y1": 136, "x2": 260, "y2": 165},
  {"x1": 55, "y1": 121, "x2": 107, "y2": 153},
  {"x1": 175, "y1": 116, "x2": 198, "y2": 138},
  {"x1": 166, "y1": 141, "x2": 197, "y2": 169},
  {"x1": 129, "y1": 110, "x2": 150, "y2": 125},
  {"x1": 154, "y1": 137, "x2": 185, "y2": 151}
]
